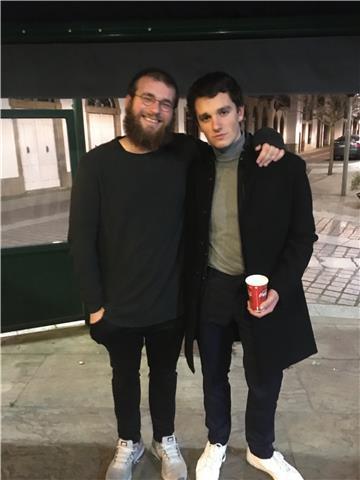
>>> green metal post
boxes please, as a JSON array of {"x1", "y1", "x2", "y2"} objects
[{"x1": 72, "y1": 98, "x2": 86, "y2": 162}]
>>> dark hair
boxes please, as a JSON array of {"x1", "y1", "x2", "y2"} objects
[
  {"x1": 187, "y1": 72, "x2": 244, "y2": 118},
  {"x1": 127, "y1": 68, "x2": 179, "y2": 108}
]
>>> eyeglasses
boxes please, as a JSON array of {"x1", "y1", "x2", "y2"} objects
[{"x1": 134, "y1": 93, "x2": 174, "y2": 112}]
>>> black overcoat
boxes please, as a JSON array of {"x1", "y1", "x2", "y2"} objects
[{"x1": 184, "y1": 133, "x2": 318, "y2": 375}]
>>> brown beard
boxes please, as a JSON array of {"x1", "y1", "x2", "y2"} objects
[{"x1": 124, "y1": 101, "x2": 174, "y2": 151}]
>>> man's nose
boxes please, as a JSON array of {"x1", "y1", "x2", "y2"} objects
[
  {"x1": 148, "y1": 99, "x2": 161, "y2": 114},
  {"x1": 211, "y1": 118, "x2": 221, "y2": 131}
]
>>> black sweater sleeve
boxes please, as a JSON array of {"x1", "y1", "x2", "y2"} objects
[
  {"x1": 252, "y1": 127, "x2": 285, "y2": 150},
  {"x1": 68, "y1": 153, "x2": 104, "y2": 313}
]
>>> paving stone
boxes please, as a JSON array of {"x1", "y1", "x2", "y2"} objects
[
  {"x1": 312, "y1": 283, "x2": 329, "y2": 289},
  {"x1": 331, "y1": 281, "x2": 349, "y2": 287},
  {"x1": 307, "y1": 287, "x2": 324, "y2": 294},
  {"x1": 311, "y1": 284, "x2": 327, "y2": 290},
  {"x1": 321, "y1": 258, "x2": 357, "y2": 269},
  {"x1": 323, "y1": 290, "x2": 340, "y2": 298},
  {"x1": 305, "y1": 293, "x2": 319, "y2": 301},
  {"x1": 327, "y1": 285, "x2": 344, "y2": 292},
  {"x1": 340, "y1": 293, "x2": 358, "y2": 301},
  {"x1": 345, "y1": 288, "x2": 360, "y2": 295},
  {"x1": 338, "y1": 299, "x2": 356, "y2": 306},
  {"x1": 317, "y1": 276, "x2": 334, "y2": 281},
  {"x1": 315, "y1": 217, "x2": 331, "y2": 230},
  {"x1": 319, "y1": 296, "x2": 337, "y2": 304}
]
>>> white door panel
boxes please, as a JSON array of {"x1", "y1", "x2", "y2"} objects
[
  {"x1": 1, "y1": 119, "x2": 19, "y2": 179},
  {"x1": 17, "y1": 119, "x2": 60, "y2": 190}
]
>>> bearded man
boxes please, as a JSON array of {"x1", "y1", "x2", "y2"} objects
[{"x1": 68, "y1": 68, "x2": 285, "y2": 480}]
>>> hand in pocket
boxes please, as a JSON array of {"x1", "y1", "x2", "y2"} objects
[{"x1": 90, "y1": 307, "x2": 105, "y2": 325}]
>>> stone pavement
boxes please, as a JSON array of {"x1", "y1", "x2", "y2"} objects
[
  {"x1": 1, "y1": 313, "x2": 359, "y2": 480},
  {"x1": 304, "y1": 213, "x2": 359, "y2": 307},
  {"x1": 303, "y1": 150, "x2": 360, "y2": 311}
]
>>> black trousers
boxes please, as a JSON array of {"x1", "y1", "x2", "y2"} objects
[
  {"x1": 90, "y1": 316, "x2": 184, "y2": 443},
  {"x1": 198, "y1": 267, "x2": 283, "y2": 459}
]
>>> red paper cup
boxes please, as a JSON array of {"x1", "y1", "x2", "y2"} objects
[{"x1": 245, "y1": 274, "x2": 269, "y2": 312}]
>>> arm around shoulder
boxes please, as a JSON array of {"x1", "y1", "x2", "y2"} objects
[{"x1": 252, "y1": 127, "x2": 285, "y2": 150}]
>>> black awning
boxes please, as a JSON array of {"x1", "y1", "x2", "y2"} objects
[
  {"x1": 2, "y1": 35, "x2": 360, "y2": 97},
  {"x1": 2, "y1": 2, "x2": 359, "y2": 97}
]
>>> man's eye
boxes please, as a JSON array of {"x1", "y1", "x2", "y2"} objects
[
  {"x1": 143, "y1": 95, "x2": 154, "y2": 102},
  {"x1": 199, "y1": 116, "x2": 210, "y2": 122},
  {"x1": 219, "y1": 109, "x2": 229, "y2": 116},
  {"x1": 161, "y1": 101, "x2": 173, "y2": 109}
]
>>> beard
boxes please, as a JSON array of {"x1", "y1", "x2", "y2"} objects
[{"x1": 124, "y1": 102, "x2": 174, "y2": 151}]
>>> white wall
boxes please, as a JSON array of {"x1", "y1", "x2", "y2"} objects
[{"x1": 1, "y1": 119, "x2": 19, "y2": 179}]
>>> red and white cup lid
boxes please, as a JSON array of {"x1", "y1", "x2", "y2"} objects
[{"x1": 245, "y1": 274, "x2": 269, "y2": 287}]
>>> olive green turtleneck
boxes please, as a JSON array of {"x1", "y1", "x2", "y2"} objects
[{"x1": 208, "y1": 133, "x2": 245, "y2": 275}]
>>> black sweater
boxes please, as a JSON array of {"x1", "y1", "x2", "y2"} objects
[{"x1": 68, "y1": 135, "x2": 199, "y2": 327}]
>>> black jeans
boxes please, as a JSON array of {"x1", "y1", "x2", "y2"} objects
[
  {"x1": 198, "y1": 267, "x2": 283, "y2": 459},
  {"x1": 90, "y1": 316, "x2": 184, "y2": 443}
]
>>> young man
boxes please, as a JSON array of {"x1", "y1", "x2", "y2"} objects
[
  {"x1": 185, "y1": 72, "x2": 318, "y2": 480},
  {"x1": 68, "y1": 68, "x2": 284, "y2": 480}
]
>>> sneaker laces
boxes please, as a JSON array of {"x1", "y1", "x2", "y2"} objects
[
  {"x1": 202, "y1": 443, "x2": 225, "y2": 468},
  {"x1": 161, "y1": 440, "x2": 182, "y2": 462},
  {"x1": 113, "y1": 442, "x2": 134, "y2": 465},
  {"x1": 273, "y1": 451, "x2": 292, "y2": 472}
]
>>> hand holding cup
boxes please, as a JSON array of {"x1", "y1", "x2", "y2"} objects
[{"x1": 245, "y1": 274, "x2": 279, "y2": 318}]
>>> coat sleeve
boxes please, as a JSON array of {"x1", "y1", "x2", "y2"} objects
[
  {"x1": 183, "y1": 143, "x2": 203, "y2": 374},
  {"x1": 68, "y1": 154, "x2": 104, "y2": 313},
  {"x1": 269, "y1": 157, "x2": 318, "y2": 299}
]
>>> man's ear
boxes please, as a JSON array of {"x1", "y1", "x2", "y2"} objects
[{"x1": 237, "y1": 106, "x2": 245, "y2": 123}]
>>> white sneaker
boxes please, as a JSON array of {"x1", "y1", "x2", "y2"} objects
[
  {"x1": 105, "y1": 438, "x2": 144, "y2": 480},
  {"x1": 246, "y1": 447, "x2": 304, "y2": 480},
  {"x1": 151, "y1": 434, "x2": 187, "y2": 480},
  {"x1": 196, "y1": 441, "x2": 227, "y2": 480}
]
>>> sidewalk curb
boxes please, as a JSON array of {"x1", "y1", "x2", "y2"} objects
[{"x1": 308, "y1": 303, "x2": 359, "y2": 319}]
